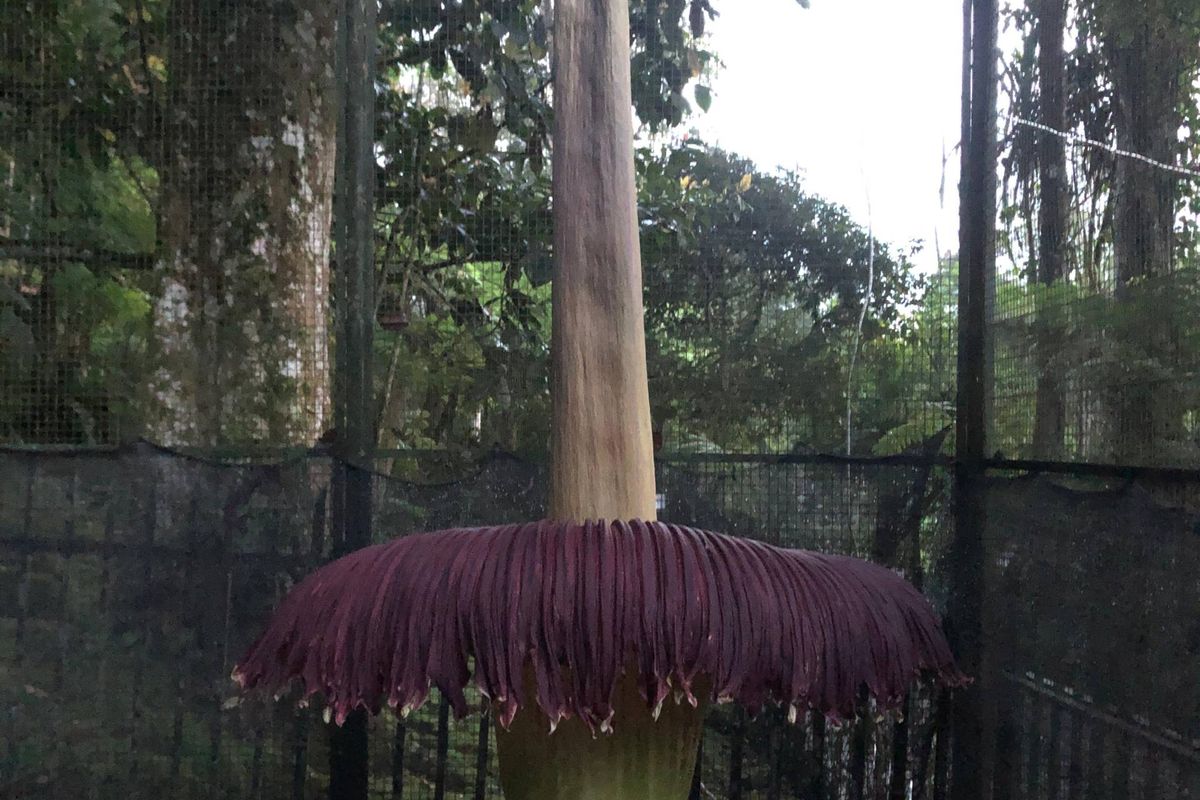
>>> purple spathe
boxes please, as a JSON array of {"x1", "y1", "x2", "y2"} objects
[{"x1": 234, "y1": 520, "x2": 965, "y2": 732}]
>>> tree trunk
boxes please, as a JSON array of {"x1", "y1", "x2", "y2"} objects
[
  {"x1": 546, "y1": 0, "x2": 657, "y2": 523},
  {"x1": 1099, "y1": 0, "x2": 1190, "y2": 462},
  {"x1": 1031, "y1": 0, "x2": 1067, "y2": 459},
  {"x1": 152, "y1": 0, "x2": 336, "y2": 447}
]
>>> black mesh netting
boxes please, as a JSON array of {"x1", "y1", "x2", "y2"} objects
[
  {"x1": 2, "y1": 443, "x2": 1197, "y2": 798},
  {"x1": 985, "y1": 477, "x2": 1200, "y2": 798},
  {"x1": 1, "y1": 442, "x2": 952, "y2": 799}
]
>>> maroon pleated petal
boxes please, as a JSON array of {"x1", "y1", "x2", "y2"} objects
[{"x1": 234, "y1": 521, "x2": 966, "y2": 729}]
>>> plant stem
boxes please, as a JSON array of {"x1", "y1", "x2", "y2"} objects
[{"x1": 496, "y1": 672, "x2": 704, "y2": 800}]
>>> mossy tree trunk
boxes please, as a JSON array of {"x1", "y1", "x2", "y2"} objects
[{"x1": 151, "y1": 0, "x2": 336, "y2": 446}]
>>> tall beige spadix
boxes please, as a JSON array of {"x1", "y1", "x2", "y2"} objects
[
  {"x1": 547, "y1": 0, "x2": 657, "y2": 524},
  {"x1": 496, "y1": 1, "x2": 702, "y2": 797}
]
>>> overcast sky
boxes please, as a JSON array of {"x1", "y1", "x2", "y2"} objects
[{"x1": 690, "y1": 0, "x2": 964, "y2": 262}]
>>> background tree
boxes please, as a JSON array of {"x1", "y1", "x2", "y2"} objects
[
  {"x1": 1031, "y1": 0, "x2": 1067, "y2": 458},
  {"x1": 1, "y1": 0, "x2": 162, "y2": 442},
  {"x1": 998, "y1": 0, "x2": 1200, "y2": 465},
  {"x1": 1093, "y1": 0, "x2": 1200, "y2": 462},
  {"x1": 638, "y1": 142, "x2": 919, "y2": 453},
  {"x1": 152, "y1": 0, "x2": 338, "y2": 446},
  {"x1": 1, "y1": 0, "x2": 338, "y2": 446}
]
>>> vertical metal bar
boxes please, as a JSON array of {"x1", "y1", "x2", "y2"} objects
[
  {"x1": 949, "y1": 0, "x2": 997, "y2": 796},
  {"x1": 850, "y1": 712, "x2": 869, "y2": 800},
  {"x1": 210, "y1": 569, "x2": 233, "y2": 791},
  {"x1": 767, "y1": 718, "x2": 782, "y2": 800},
  {"x1": 811, "y1": 713, "x2": 828, "y2": 799},
  {"x1": 292, "y1": 709, "x2": 311, "y2": 800},
  {"x1": 1045, "y1": 703, "x2": 1062, "y2": 800},
  {"x1": 1142, "y1": 742, "x2": 1160, "y2": 800},
  {"x1": 1110, "y1": 731, "x2": 1131, "y2": 799},
  {"x1": 473, "y1": 708, "x2": 490, "y2": 800},
  {"x1": 1064, "y1": 709, "x2": 1083, "y2": 800},
  {"x1": 311, "y1": 481, "x2": 329, "y2": 558},
  {"x1": 332, "y1": 4, "x2": 377, "y2": 468},
  {"x1": 390, "y1": 718, "x2": 406, "y2": 800},
  {"x1": 4, "y1": 458, "x2": 35, "y2": 800},
  {"x1": 170, "y1": 679, "x2": 185, "y2": 787},
  {"x1": 991, "y1": 679, "x2": 1019, "y2": 800},
  {"x1": 100, "y1": 500, "x2": 115, "y2": 612},
  {"x1": 1025, "y1": 694, "x2": 1043, "y2": 800},
  {"x1": 14, "y1": 458, "x2": 35, "y2": 668},
  {"x1": 889, "y1": 696, "x2": 912, "y2": 800},
  {"x1": 332, "y1": 0, "x2": 376, "y2": 549},
  {"x1": 689, "y1": 735, "x2": 704, "y2": 800},
  {"x1": 328, "y1": 712, "x2": 369, "y2": 800},
  {"x1": 1087, "y1": 720, "x2": 1109, "y2": 800},
  {"x1": 54, "y1": 466, "x2": 76, "y2": 692},
  {"x1": 933, "y1": 688, "x2": 952, "y2": 800},
  {"x1": 98, "y1": 499, "x2": 116, "y2": 787},
  {"x1": 172, "y1": 493, "x2": 201, "y2": 786},
  {"x1": 250, "y1": 714, "x2": 266, "y2": 799},
  {"x1": 433, "y1": 695, "x2": 450, "y2": 800},
  {"x1": 327, "y1": 0, "x2": 377, "y2": 793},
  {"x1": 728, "y1": 708, "x2": 746, "y2": 800},
  {"x1": 130, "y1": 473, "x2": 157, "y2": 788}
]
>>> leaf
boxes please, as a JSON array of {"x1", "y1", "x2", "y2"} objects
[
  {"x1": 145, "y1": 54, "x2": 166, "y2": 79},
  {"x1": 520, "y1": 247, "x2": 554, "y2": 286},
  {"x1": 694, "y1": 85, "x2": 712, "y2": 112},
  {"x1": 737, "y1": 173, "x2": 753, "y2": 193}
]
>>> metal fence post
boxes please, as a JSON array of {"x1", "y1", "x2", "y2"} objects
[
  {"x1": 949, "y1": 0, "x2": 997, "y2": 797},
  {"x1": 328, "y1": 0, "x2": 378, "y2": 796}
]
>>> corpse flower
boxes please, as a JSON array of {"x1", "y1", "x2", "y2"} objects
[{"x1": 235, "y1": 1, "x2": 965, "y2": 797}]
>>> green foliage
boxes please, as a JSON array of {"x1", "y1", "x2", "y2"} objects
[
  {"x1": 0, "y1": 261, "x2": 151, "y2": 443},
  {"x1": 3, "y1": 0, "x2": 931, "y2": 461},
  {"x1": 374, "y1": 135, "x2": 928, "y2": 461},
  {"x1": 989, "y1": 264, "x2": 1200, "y2": 461},
  {"x1": 1, "y1": 0, "x2": 163, "y2": 442},
  {"x1": 866, "y1": 256, "x2": 957, "y2": 456},
  {"x1": 638, "y1": 141, "x2": 921, "y2": 452}
]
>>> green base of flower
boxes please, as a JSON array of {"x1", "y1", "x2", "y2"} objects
[{"x1": 495, "y1": 675, "x2": 705, "y2": 800}]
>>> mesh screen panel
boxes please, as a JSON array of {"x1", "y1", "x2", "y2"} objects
[{"x1": 1, "y1": 444, "x2": 951, "y2": 799}]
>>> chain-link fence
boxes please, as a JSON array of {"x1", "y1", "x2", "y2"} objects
[{"x1": 3, "y1": 0, "x2": 1200, "y2": 798}]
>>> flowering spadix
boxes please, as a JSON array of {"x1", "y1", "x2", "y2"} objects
[{"x1": 234, "y1": 519, "x2": 964, "y2": 730}]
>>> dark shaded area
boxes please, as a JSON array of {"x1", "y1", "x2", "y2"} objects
[{"x1": 986, "y1": 475, "x2": 1200, "y2": 798}]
